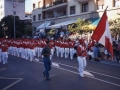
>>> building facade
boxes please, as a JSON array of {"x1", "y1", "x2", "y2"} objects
[
  {"x1": 0, "y1": 0, "x2": 25, "y2": 21},
  {"x1": 32, "y1": 0, "x2": 120, "y2": 30}
]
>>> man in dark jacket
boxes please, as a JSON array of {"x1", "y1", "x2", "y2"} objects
[{"x1": 41, "y1": 40, "x2": 51, "y2": 81}]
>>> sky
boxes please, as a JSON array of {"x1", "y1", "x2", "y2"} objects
[{"x1": 25, "y1": 0, "x2": 32, "y2": 13}]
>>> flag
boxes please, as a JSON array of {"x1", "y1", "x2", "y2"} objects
[
  {"x1": 91, "y1": 10, "x2": 113, "y2": 58},
  {"x1": 13, "y1": 4, "x2": 17, "y2": 8}
]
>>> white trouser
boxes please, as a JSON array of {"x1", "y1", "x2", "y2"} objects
[
  {"x1": 29, "y1": 49, "x2": 35, "y2": 61},
  {"x1": 65, "y1": 48, "x2": 69, "y2": 58},
  {"x1": 1, "y1": 52, "x2": 8, "y2": 64},
  {"x1": 11, "y1": 47, "x2": 14, "y2": 55},
  {"x1": 56, "y1": 46, "x2": 60, "y2": 57},
  {"x1": 16, "y1": 48, "x2": 20, "y2": 57},
  {"x1": 77, "y1": 56, "x2": 87, "y2": 77},
  {"x1": 39, "y1": 48, "x2": 43, "y2": 58},
  {"x1": 70, "y1": 48, "x2": 74, "y2": 59},
  {"x1": 50, "y1": 48, "x2": 54, "y2": 60},
  {"x1": 0, "y1": 49, "x2": 2, "y2": 62},
  {"x1": 34, "y1": 47, "x2": 38, "y2": 56},
  {"x1": 14, "y1": 47, "x2": 17, "y2": 56},
  {"x1": 21, "y1": 48, "x2": 25, "y2": 58},
  {"x1": 8, "y1": 47, "x2": 11, "y2": 54},
  {"x1": 24, "y1": 48, "x2": 28, "y2": 60},
  {"x1": 60, "y1": 47, "x2": 64, "y2": 57},
  {"x1": 37, "y1": 48, "x2": 40, "y2": 57}
]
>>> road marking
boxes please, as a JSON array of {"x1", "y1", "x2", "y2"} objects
[
  {"x1": 52, "y1": 62, "x2": 120, "y2": 80},
  {"x1": 52, "y1": 62, "x2": 60, "y2": 67},
  {"x1": 0, "y1": 77, "x2": 23, "y2": 90},
  {"x1": 34, "y1": 58, "x2": 39, "y2": 62},
  {"x1": 37, "y1": 61, "x2": 120, "y2": 87}
]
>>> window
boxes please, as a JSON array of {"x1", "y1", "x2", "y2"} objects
[
  {"x1": 33, "y1": 15, "x2": 36, "y2": 21},
  {"x1": 97, "y1": 0, "x2": 104, "y2": 10},
  {"x1": 33, "y1": 3, "x2": 36, "y2": 10},
  {"x1": 82, "y1": 3, "x2": 88, "y2": 12},
  {"x1": 70, "y1": 6, "x2": 75, "y2": 15},
  {"x1": 38, "y1": 1, "x2": 41, "y2": 8},
  {"x1": 114, "y1": 0, "x2": 120, "y2": 7},
  {"x1": 38, "y1": 14, "x2": 41, "y2": 20}
]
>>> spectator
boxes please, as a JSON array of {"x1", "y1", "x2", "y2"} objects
[
  {"x1": 99, "y1": 44, "x2": 105, "y2": 59},
  {"x1": 93, "y1": 44, "x2": 100, "y2": 61}
]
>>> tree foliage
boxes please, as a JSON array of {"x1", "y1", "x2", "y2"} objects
[
  {"x1": 0, "y1": 15, "x2": 25, "y2": 38},
  {"x1": 109, "y1": 18, "x2": 120, "y2": 35},
  {"x1": 48, "y1": 28, "x2": 55, "y2": 37},
  {"x1": 68, "y1": 18, "x2": 92, "y2": 34},
  {"x1": 24, "y1": 25, "x2": 32, "y2": 37}
]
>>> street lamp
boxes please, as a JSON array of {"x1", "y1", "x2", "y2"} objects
[{"x1": 13, "y1": 1, "x2": 16, "y2": 38}]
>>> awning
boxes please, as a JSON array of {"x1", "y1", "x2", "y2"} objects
[
  {"x1": 46, "y1": 20, "x2": 77, "y2": 29},
  {"x1": 89, "y1": 18, "x2": 100, "y2": 26},
  {"x1": 87, "y1": 18, "x2": 100, "y2": 30},
  {"x1": 37, "y1": 21, "x2": 51, "y2": 30}
]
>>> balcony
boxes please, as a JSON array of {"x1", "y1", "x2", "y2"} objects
[
  {"x1": 42, "y1": 0, "x2": 67, "y2": 10},
  {"x1": 74, "y1": 0, "x2": 89, "y2": 3}
]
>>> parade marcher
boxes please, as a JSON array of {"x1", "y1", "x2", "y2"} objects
[
  {"x1": 64, "y1": 39, "x2": 69, "y2": 58},
  {"x1": 55, "y1": 39, "x2": 60, "y2": 57},
  {"x1": 117, "y1": 41, "x2": 120, "y2": 62},
  {"x1": 69, "y1": 39, "x2": 75, "y2": 59},
  {"x1": 60, "y1": 39, "x2": 65, "y2": 58},
  {"x1": 42, "y1": 40, "x2": 51, "y2": 81},
  {"x1": 49, "y1": 39, "x2": 55, "y2": 60},
  {"x1": 1, "y1": 44, "x2": 8, "y2": 64},
  {"x1": 77, "y1": 42, "x2": 87, "y2": 77},
  {"x1": 0, "y1": 42, "x2": 2, "y2": 62}
]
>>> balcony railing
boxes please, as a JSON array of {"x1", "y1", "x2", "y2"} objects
[{"x1": 42, "y1": 0, "x2": 67, "y2": 9}]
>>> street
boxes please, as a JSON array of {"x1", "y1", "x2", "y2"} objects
[{"x1": 0, "y1": 55, "x2": 120, "y2": 90}]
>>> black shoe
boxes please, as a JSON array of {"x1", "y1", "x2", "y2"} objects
[
  {"x1": 43, "y1": 72, "x2": 46, "y2": 77},
  {"x1": 46, "y1": 78, "x2": 51, "y2": 81}
]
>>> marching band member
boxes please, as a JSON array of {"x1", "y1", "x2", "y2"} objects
[
  {"x1": 60, "y1": 39, "x2": 65, "y2": 58},
  {"x1": 64, "y1": 39, "x2": 69, "y2": 58},
  {"x1": 55, "y1": 39, "x2": 60, "y2": 57},
  {"x1": 77, "y1": 42, "x2": 87, "y2": 77},
  {"x1": 0, "y1": 42, "x2": 2, "y2": 62},
  {"x1": 1, "y1": 44, "x2": 8, "y2": 64},
  {"x1": 69, "y1": 39, "x2": 75, "y2": 59},
  {"x1": 49, "y1": 39, "x2": 55, "y2": 60}
]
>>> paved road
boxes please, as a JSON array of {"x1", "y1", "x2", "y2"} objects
[{"x1": 0, "y1": 55, "x2": 120, "y2": 90}]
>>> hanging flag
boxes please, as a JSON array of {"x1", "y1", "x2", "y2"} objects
[
  {"x1": 13, "y1": 4, "x2": 17, "y2": 8},
  {"x1": 91, "y1": 8, "x2": 113, "y2": 58}
]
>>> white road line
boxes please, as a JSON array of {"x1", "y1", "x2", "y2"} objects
[
  {"x1": 37, "y1": 61, "x2": 120, "y2": 87},
  {"x1": 52, "y1": 62, "x2": 120, "y2": 80},
  {"x1": 0, "y1": 77, "x2": 23, "y2": 90},
  {"x1": 38, "y1": 58, "x2": 120, "y2": 67}
]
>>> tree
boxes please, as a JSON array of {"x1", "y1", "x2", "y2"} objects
[
  {"x1": 0, "y1": 15, "x2": 25, "y2": 38},
  {"x1": 109, "y1": 18, "x2": 120, "y2": 35},
  {"x1": 24, "y1": 25, "x2": 32, "y2": 37},
  {"x1": 68, "y1": 18, "x2": 91, "y2": 36},
  {"x1": 48, "y1": 28, "x2": 55, "y2": 37}
]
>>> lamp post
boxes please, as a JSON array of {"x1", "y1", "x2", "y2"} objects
[
  {"x1": 14, "y1": 12, "x2": 16, "y2": 38},
  {"x1": 13, "y1": 1, "x2": 16, "y2": 38}
]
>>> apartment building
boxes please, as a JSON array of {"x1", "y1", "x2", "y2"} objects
[
  {"x1": 0, "y1": 0, "x2": 25, "y2": 21},
  {"x1": 32, "y1": 0, "x2": 120, "y2": 31}
]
